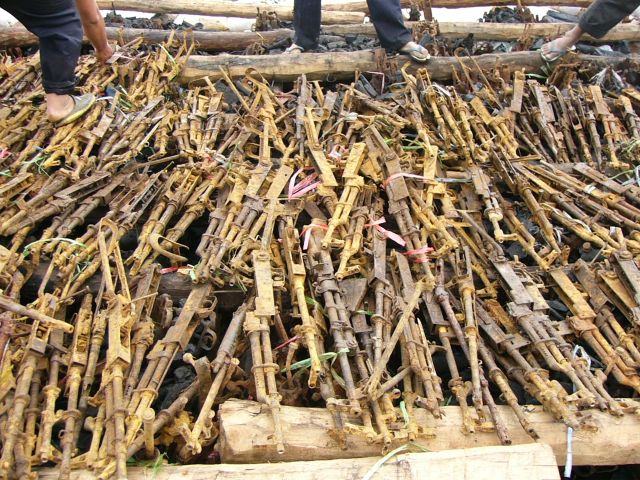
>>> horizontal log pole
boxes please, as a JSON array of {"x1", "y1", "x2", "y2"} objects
[
  {"x1": 324, "y1": 0, "x2": 593, "y2": 12},
  {"x1": 324, "y1": 21, "x2": 640, "y2": 42},
  {"x1": 36, "y1": 443, "x2": 559, "y2": 479},
  {"x1": 96, "y1": 0, "x2": 594, "y2": 16},
  {"x1": 2, "y1": 22, "x2": 638, "y2": 51},
  {"x1": 0, "y1": 26, "x2": 291, "y2": 50},
  {"x1": 96, "y1": 0, "x2": 365, "y2": 25},
  {"x1": 180, "y1": 50, "x2": 629, "y2": 84},
  {"x1": 218, "y1": 399, "x2": 640, "y2": 466}
]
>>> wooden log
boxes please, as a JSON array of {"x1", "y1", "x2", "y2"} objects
[
  {"x1": 2, "y1": 22, "x2": 639, "y2": 50},
  {"x1": 36, "y1": 443, "x2": 560, "y2": 479},
  {"x1": 324, "y1": 0, "x2": 593, "y2": 12},
  {"x1": 324, "y1": 21, "x2": 640, "y2": 43},
  {"x1": 218, "y1": 399, "x2": 640, "y2": 466},
  {"x1": 186, "y1": 18, "x2": 229, "y2": 32},
  {"x1": 95, "y1": 0, "x2": 365, "y2": 25},
  {"x1": 0, "y1": 26, "x2": 292, "y2": 50},
  {"x1": 180, "y1": 50, "x2": 629, "y2": 84}
]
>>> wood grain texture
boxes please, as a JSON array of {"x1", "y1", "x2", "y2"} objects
[
  {"x1": 36, "y1": 443, "x2": 560, "y2": 480},
  {"x1": 324, "y1": 0, "x2": 593, "y2": 11},
  {"x1": 0, "y1": 27, "x2": 291, "y2": 50},
  {"x1": 218, "y1": 399, "x2": 640, "y2": 466},
  {"x1": 2, "y1": 23, "x2": 638, "y2": 50},
  {"x1": 95, "y1": 0, "x2": 365, "y2": 25},
  {"x1": 180, "y1": 51, "x2": 629, "y2": 84}
]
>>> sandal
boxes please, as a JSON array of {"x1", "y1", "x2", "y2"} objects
[
  {"x1": 539, "y1": 39, "x2": 575, "y2": 62},
  {"x1": 283, "y1": 43, "x2": 304, "y2": 54},
  {"x1": 399, "y1": 42, "x2": 431, "y2": 63},
  {"x1": 55, "y1": 93, "x2": 96, "y2": 127}
]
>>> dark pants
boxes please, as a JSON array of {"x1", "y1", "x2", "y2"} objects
[
  {"x1": 0, "y1": 0, "x2": 82, "y2": 94},
  {"x1": 293, "y1": 0, "x2": 412, "y2": 51},
  {"x1": 579, "y1": 0, "x2": 640, "y2": 38}
]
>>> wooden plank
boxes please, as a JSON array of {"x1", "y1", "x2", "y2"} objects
[
  {"x1": 324, "y1": 0, "x2": 593, "y2": 12},
  {"x1": 180, "y1": 51, "x2": 629, "y2": 84},
  {"x1": 218, "y1": 399, "x2": 640, "y2": 465},
  {"x1": 37, "y1": 443, "x2": 560, "y2": 479},
  {"x1": 95, "y1": 0, "x2": 365, "y2": 25},
  {"x1": 2, "y1": 22, "x2": 638, "y2": 50}
]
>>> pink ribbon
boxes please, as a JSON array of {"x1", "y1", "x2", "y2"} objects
[
  {"x1": 300, "y1": 221, "x2": 328, "y2": 250},
  {"x1": 413, "y1": 257, "x2": 431, "y2": 264},
  {"x1": 403, "y1": 245, "x2": 434, "y2": 256},
  {"x1": 288, "y1": 168, "x2": 321, "y2": 200},
  {"x1": 160, "y1": 266, "x2": 183, "y2": 274},
  {"x1": 403, "y1": 244, "x2": 434, "y2": 263},
  {"x1": 365, "y1": 217, "x2": 406, "y2": 247},
  {"x1": 161, "y1": 265, "x2": 196, "y2": 275}
]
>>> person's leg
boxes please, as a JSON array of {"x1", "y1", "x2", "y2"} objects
[
  {"x1": 541, "y1": 0, "x2": 640, "y2": 61},
  {"x1": 0, "y1": 0, "x2": 85, "y2": 121},
  {"x1": 291, "y1": 0, "x2": 321, "y2": 51},
  {"x1": 540, "y1": 24, "x2": 584, "y2": 61},
  {"x1": 366, "y1": 0, "x2": 412, "y2": 51},
  {"x1": 365, "y1": 0, "x2": 429, "y2": 62},
  {"x1": 579, "y1": 0, "x2": 640, "y2": 38}
]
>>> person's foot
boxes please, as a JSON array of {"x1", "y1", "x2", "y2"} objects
[
  {"x1": 540, "y1": 37, "x2": 576, "y2": 62},
  {"x1": 283, "y1": 43, "x2": 304, "y2": 54},
  {"x1": 398, "y1": 41, "x2": 430, "y2": 63},
  {"x1": 540, "y1": 26, "x2": 583, "y2": 62},
  {"x1": 46, "y1": 93, "x2": 75, "y2": 123},
  {"x1": 46, "y1": 93, "x2": 96, "y2": 126}
]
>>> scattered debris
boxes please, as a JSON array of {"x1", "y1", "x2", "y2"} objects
[{"x1": 105, "y1": 11, "x2": 205, "y2": 31}]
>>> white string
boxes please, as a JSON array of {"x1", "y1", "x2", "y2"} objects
[{"x1": 564, "y1": 346, "x2": 592, "y2": 479}]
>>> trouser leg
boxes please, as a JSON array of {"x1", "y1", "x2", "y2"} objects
[
  {"x1": 293, "y1": 0, "x2": 321, "y2": 51},
  {"x1": 366, "y1": 0, "x2": 412, "y2": 51},
  {"x1": 0, "y1": 0, "x2": 82, "y2": 94},
  {"x1": 579, "y1": 0, "x2": 640, "y2": 38}
]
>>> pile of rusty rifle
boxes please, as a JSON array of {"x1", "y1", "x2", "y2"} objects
[{"x1": 0, "y1": 36, "x2": 639, "y2": 479}]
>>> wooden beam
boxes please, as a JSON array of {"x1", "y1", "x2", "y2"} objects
[
  {"x1": 323, "y1": 21, "x2": 640, "y2": 43},
  {"x1": 98, "y1": 0, "x2": 593, "y2": 16},
  {"x1": 2, "y1": 22, "x2": 638, "y2": 51},
  {"x1": 0, "y1": 26, "x2": 292, "y2": 50},
  {"x1": 96, "y1": 0, "x2": 365, "y2": 25},
  {"x1": 324, "y1": 0, "x2": 593, "y2": 12},
  {"x1": 36, "y1": 443, "x2": 560, "y2": 479},
  {"x1": 180, "y1": 50, "x2": 628, "y2": 84},
  {"x1": 93, "y1": 0, "x2": 596, "y2": 16},
  {"x1": 218, "y1": 399, "x2": 640, "y2": 465}
]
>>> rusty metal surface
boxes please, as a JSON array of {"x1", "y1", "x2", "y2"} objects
[{"x1": 0, "y1": 35, "x2": 639, "y2": 478}]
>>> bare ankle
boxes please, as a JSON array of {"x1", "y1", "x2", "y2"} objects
[{"x1": 46, "y1": 94, "x2": 74, "y2": 122}]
